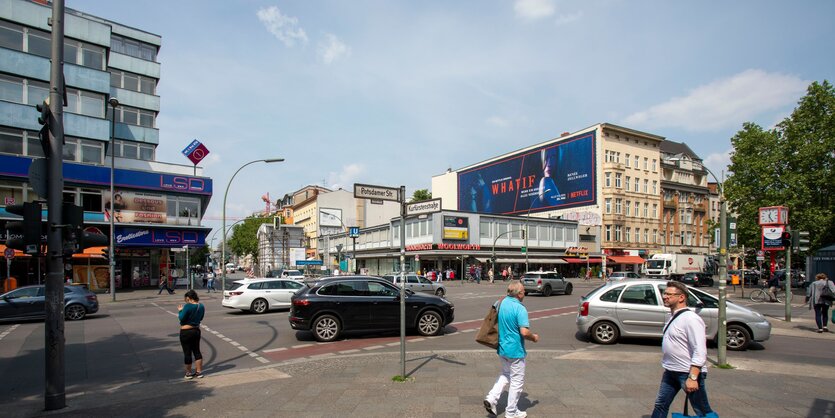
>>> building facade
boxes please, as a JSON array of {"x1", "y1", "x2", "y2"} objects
[
  {"x1": 0, "y1": 0, "x2": 211, "y2": 289},
  {"x1": 659, "y1": 141, "x2": 710, "y2": 255}
]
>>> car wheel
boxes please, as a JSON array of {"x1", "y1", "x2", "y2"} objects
[
  {"x1": 250, "y1": 298, "x2": 268, "y2": 314},
  {"x1": 65, "y1": 304, "x2": 86, "y2": 321},
  {"x1": 417, "y1": 310, "x2": 442, "y2": 336},
  {"x1": 590, "y1": 321, "x2": 619, "y2": 345},
  {"x1": 435, "y1": 288, "x2": 445, "y2": 297},
  {"x1": 542, "y1": 285, "x2": 552, "y2": 297},
  {"x1": 726, "y1": 324, "x2": 751, "y2": 351},
  {"x1": 313, "y1": 314, "x2": 341, "y2": 342},
  {"x1": 564, "y1": 283, "x2": 573, "y2": 295}
]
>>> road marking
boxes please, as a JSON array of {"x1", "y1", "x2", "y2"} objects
[
  {"x1": 386, "y1": 342, "x2": 401, "y2": 346},
  {"x1": 0, "y1": 324, "x2": 20, "y2": 341},
  {"x1": 292, "y1": 344, "x2": 313, "y2": 349},
  {"x1": 263, "y1": 347, "x2": 287, "y2": 353},
  {"x1": 151, "y1": 302, "x2": 270, "y2": 364},
  {"x1": 339, "y1": 349, "x2": 361, "y2": 354},
  {"x1": 363, "y1": 345, "x2": 384, "y2": 350}
]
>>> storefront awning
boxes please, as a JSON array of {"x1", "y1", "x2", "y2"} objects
[
  {"x1": 607, "y1": 255, "x2": 646, "y2": 264},
  {"x1": 563, "y1": 257, "x2": 602, "y2": 264},
  {"x1": 72, "y1": 246, "x2": 107, "y2": 259},
  {"x1": 495, "y1": 257, "x2": 567, "y2": 264}
]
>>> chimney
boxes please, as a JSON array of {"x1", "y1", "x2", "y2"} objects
[{"x1": 561, "y1": 132, "x2": 570, "y2": 137}]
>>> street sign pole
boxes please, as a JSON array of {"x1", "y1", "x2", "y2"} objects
[
  {"x1": 399, "y1": 185, "x2": 406, "y2": 378},
  {"x1": 785, "y1": 226, "x2": 792, "y2": 322}
]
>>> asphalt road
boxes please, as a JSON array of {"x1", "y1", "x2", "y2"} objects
[{"x1": 0, "y1": 274, "x2": 832, "y2": 405}]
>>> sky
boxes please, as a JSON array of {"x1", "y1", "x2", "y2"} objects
[{"x1": 66, "y1": 0, "x2": 835, "y2": 234}]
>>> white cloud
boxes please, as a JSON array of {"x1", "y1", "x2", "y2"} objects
[
  {"x1": 486, "y1": 116, "x2": 510, "y2": 128},
  {"x1": 318, "y1": 33, "x2": 351, "y2": 64},
  {"x1": 327, "y1": 164, "x2": 366, "y2": 190},
  {"x1": 703, "y1": 149, "x2": 733, "y2": 178},
  {"x1": 514, "y1": 0, "x2": 555, "y2": 20},
  {"x1": 622, "y1": 69, "x2": 808, "y2": 131},
  {"x1": 256, "y1": 6, "x2": 308, "y2": 47},
  {"x1": 555, "y1": 11, "x2": 583, "y2": 26}
]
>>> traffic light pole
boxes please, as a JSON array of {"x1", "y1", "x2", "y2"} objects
[
  {"x1": 44, "y1": 0, "x2": 67, "y2": 410},
  {"x1": 785, "y1": 227, "x2": 792, "y2": 322}
]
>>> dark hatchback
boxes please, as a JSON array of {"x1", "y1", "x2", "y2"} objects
[
  {"x1": 289, "y1": 276, "x2": 454, "y2": 342},
  {"x1": 0, "y1": 284, "x2": 98, "y2": 322},
  {"x1": 678, "y1": 272, "x2": 715, "y2": 287}
]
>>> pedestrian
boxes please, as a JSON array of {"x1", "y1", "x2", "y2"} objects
[
  {"x1": 651, "y1": 281, "x2": 714, "y2": 418},
  {"x1": 207, "y1": 274, "x2": 216, "y2": 293},
  {"x1": 484, "y1": 280, "x2": 539, "y2": 418},
  {"x1": 202, "y1": 273, "x2": 208, "y2": 289},
  {"x1": 488, "y1": 267, "x2": 495, "y2": 284},
  {"x1": 502, "y1": 267, "x2": 508, "y2": 281},
  {"x1": 476, "y1": 266, "x2": 482, "y2": 284},
  {"x1": 158, "y1": 273, "x2": 174, "y2": 295},
  {"x1": 178, "y1": 290, "x2": 205, "y2": 380},
  {"x1": 767, "y1": 272, "x2": 780, "y2": 302},
  {"x1": 806, "y1": 273, "x2": 835, "y2": 333}
]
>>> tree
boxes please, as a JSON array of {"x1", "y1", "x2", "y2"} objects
[
  {"x1": 227, "y1": 216, "x2": 277, "y2": 265},
  {"x1": 725, "y1": 80, "x2": 835, "y2": 253},
  {"x1": 410, "y1": 189, "x2": 432, "y2": 203}
]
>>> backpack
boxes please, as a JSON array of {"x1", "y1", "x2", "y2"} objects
[{"x1": 475, "y1": 298, "x2": 505, "y2": 349}]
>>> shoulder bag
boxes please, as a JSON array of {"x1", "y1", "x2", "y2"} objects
[
  {"x1": 819, "y1": 279, "x2": 835, "y2": 302},
  {"x1": 672, "y1": 397, "x2": 719, "y2": 418},
  {"x1": 475, "y1": 298, "x2": 505, "y2": 349}
]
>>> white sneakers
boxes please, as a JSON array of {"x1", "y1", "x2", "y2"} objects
[
  {"x1": 483, "y1": 399, "x2": 497, "y2": 416},
  {"x1": 505, "y1": 412, "x2": 527, "y2": 418}
]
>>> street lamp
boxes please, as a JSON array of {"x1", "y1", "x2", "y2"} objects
[
  {"x1": 525, "y1": 188, "x2": 551, "y2": 272},
  {"x1": 671, "y1": 157, "x2": 729, "y2": 366},
  {"x1": 108, "y1": 97, "x2": 119, "y2": 302},
  {"x1": 222, "y1": 158, "x2": 283, "y2": 291},
  {"x1": 491, "y1": 228, "x2": 526, "y2": 279}
]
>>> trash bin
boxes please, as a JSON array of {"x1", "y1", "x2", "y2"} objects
[{"x1": 4, "y1": 276, "x2": 18, "y2": 293}]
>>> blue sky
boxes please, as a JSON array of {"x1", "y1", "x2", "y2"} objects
[{"x1": 68, "y1": 0, "x2": 835, "y2": 233}]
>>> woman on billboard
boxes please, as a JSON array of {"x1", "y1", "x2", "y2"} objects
[{"x1": 538, "y1": 147, "x2": 560, "y2": 207}]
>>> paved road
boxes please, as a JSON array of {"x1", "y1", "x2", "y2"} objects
[{"x1": 1, "y1": 276, "x2": 834, "y2": 416}]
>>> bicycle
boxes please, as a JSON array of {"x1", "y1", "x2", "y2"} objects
[{"x1": 749, "y1": 286, "x2": 794, "y2": 303}]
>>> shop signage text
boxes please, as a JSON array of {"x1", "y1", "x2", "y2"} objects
[{"x1": 405, "y1": 243, "x2": 483, "y2": 251}]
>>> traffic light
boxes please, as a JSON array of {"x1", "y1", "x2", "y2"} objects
[
  {"x1": 62, "y1": 203, "x2": 108, "y2": 256},
  {"x1": 35, "y1": 100, "x2": 51, "y2": 157},
  {"x1": 5, "y1": 202, "x2": 43, "y2": 255},
  {"x1": 780, "y1": 231, "x2": 792, "y2": 248},
  {"x1": 794, "y1": 231, "x2": 810, "y2": 252}
]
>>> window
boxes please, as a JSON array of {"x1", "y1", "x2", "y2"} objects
[
  {"x1": 653, "y1": 204, "x2": 658, "y2": 218},
  {"x1": 480, "y1": 221, "x2": 491, "y2": 238},
  {"x1": 644, "y1": 157, "x2": 649, "y2": 170},
  {"x1": 615, "y1": 173, "x2": 622, "y2": 188},
  {"x1": 27, "y1": 30, "x2": 51, "y2": 58},
  {"x1": 635, "y1": 228, "x2": 641, "y2": 243},
  {"x1": 615, "y1": 198, "x2": 622, "y2": 214},
  {"x1": 625, "y1": 227, "x2": 631, "y2": 243},
  {"x1": 599, "y1": 286, "x2": 624, "y2": 302},
  {"x1": 635, "y1": 201, "x2": 640, "y2": 217},
  {"x1": 0, "y1": 21, "x2": 24, "y2": 51},
  {"x1": 643, "y1": 179, "x2": 649, "y2": 193},
  {"x1": 652, "y1": 181, "x2": 658, "y2": 195},
  {"x1": 625, "y1": 200, "x2": 631, "y2": 216},
  {"x1": 605, "y1": 198, "x2": 611, "y2": 214},
  {"x1": 614, "y1": 225, "x2": 622, "y2": 242},
  {"x1": 615, "y1": 152, "x2": 621, "y2": 163},
  {"x1": 605, "y1": 172, "x2": 611, "y2": 188},
  {"x1": 111, "y1": 34, "x2": 157, "y2": 61},
  {"x1": 644, "y1": 229, "x2": 649, "y2": 244},
  {"x1": 139, "y1": 144, "x2": 154, "y2": 161},
  {"x1": 652, "y1": 159, "x2": 657, "y2": 171},
  {"x1": 634, "y1": 155, "x2": 639, "y2": 167},
  {"x1": 0, "y1": 129, "x2": 23, "y2": 155},
  {"x1": 0, "y1": 180, "x2": 24, "y2": 205},
  {"x1": 528, "y1": 225, "x2": 537, "y2": 240},
  {"x1": 653, "y1": 229, "x2": 658, "y2": 244},
  {"x1": 644, "y1": 203, "x2": 649, "y2": 218},
  {"x1": 625, "y1": 154, "x2": 631, "y2": 167},
  {"x1": 368, "y1": 282, "x2": 397, "y2": 296},
  {"x1": 625, "y1": 176, "x2": 630, "y2": 191},
  {"x1": 621, "y1": 284, "x2": 658, "y2": 305},
  {"x1": 634, "y1": 177, "x2": 639, "y2": 191},
  {"x1": 0, "y1": 75, "x2": 23, "y2": 102},
  {"x1": 605, "y1": 225, "x2": 611, "y2": 241}
]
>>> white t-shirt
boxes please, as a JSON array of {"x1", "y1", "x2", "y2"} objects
[{"x1": 661, "y1": 308, "x2": 708, "y2": 374}]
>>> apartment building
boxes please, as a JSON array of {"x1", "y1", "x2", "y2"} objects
[{"x1": 659, "y1": 141, "x2": 711, "y2": 254}]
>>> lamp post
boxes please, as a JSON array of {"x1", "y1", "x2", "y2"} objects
[
  {"x1": 525, "y1": 188, "x2": 551, "y2": 272},
  {"x1": 222, "y1": 158, "x2": 283, "y2": 291},
  {"x1": 702, "y1": 165, "x2": 728, "y2": 366},
  {"x1": 108, "y1": 97, "x2": 119, "y2": 302},
  {"x1": 492, "y1": 228, "x2": 526, "y2": 279}
]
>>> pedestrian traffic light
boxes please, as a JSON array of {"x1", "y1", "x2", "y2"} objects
[
  {"x1": 5, "y1": 202, "x2": 43, "y2": 255},
  {"x1": 794, "y1": 231, "x2": 810, "y2": 252},
  {"x1": 35, "y1": 100, "x2": 51, "y2": 157},
  {"x1": 780, "y1": 231, "x2": 792, "y2": 248},
  {"x1": 62, "y1": 203, "x2": 109, "y2": 256}
]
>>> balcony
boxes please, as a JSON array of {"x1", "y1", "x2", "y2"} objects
[{"x1": 663, "y1": 198, "x2": 677, "y2": 208}]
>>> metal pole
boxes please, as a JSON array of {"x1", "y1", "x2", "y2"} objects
[
  {"x1": 45, "y1": 0, "x2": 66, "y2": 410},
  {"x1": 399, "y1": 186, "x2": 406, "y2": 378},
  {"x1": 108, "y1": 98, "x2": 118, "y2": 302},
  {"x1": 785, "y1": 226, "x2": 792, "y2": 322},
  {"x1": 717, "y1": 186, "x2": 728, "y2": 365},
  {"x1": 352, "y1": 237, "x2": 357, "y2": 274},
  {"x1": 222, "y1": 158, "x2": 283, "y2": 291},
  {"x1": 185, "y1": 245, "x2": 190, "y2": 290},
  {"x1": 525, "y1": 188, "x2": 549, "y2": 272}
]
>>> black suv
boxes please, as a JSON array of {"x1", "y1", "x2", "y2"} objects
[
  {"x1": 289, "y1": 275, "x2": 454, "y2": 342},
  {"x1": 678, "y1": 272, "x2": 714, "y2": 287}
]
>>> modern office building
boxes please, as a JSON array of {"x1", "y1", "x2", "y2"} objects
[{"x1": 0, "y1": 0, "x2": 211, "y2": 289}]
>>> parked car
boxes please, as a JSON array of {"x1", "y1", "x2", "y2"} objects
[
  {"x1": 225, "y1": 263, "x2": 236, "y2": 274},
  {"x1": 576, "y1": 279, "x2": 771, "y2": 351},
  {"x1": 771, "y1": 269, "x2": 808, "y2": 288},
  {"x1": 266, "y1": 269, "x2": 305, "y2": 281},
  {"x1": 678, "y1": 272, "x2": 714, "y2": 287},
  {"x1": 222, "y1": 278, "x2": 306, "y2": 314},
  {"x1": 520, "y1": 271, "x2": 573, "y2": 296},
  {"x1": 0, "y1": 284, "x2": 98, "y2": 322},
  {"x1": 608, "y1": 272, "x2": 642, "y2": 281},
  {"x1": 289, "y1": 275, "x2": 454, "y2": 342},
  {"x1": 380, "y1": 273, "x2": 446, "y2": 297}
]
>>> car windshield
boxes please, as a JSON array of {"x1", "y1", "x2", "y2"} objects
[
  {"x1": 646, "y1": 260, "x2": 666, "y2": 269},
  {"x1": 228, "y1": 282, "x2": 246, "y2": 291},
  {"x1": 583, "y1": 284, "x2": 609, "y2": 299},
  {"x1": 522, "y1": 273, "x2": 543, "y2": 278}
]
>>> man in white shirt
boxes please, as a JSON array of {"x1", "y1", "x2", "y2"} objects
[{"x1": 651, "y1": 281, "x2": 715, "y2": 418}]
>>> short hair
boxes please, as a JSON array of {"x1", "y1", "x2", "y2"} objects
[
  {"x1": 666, "y1": 281, "x2": 687, "y2": 295},
  {"x1": 507, "y1": 280, "x2": 525, "y2": 296},
  {"x1": 816, "y1": 273, "x2": 829, "y2": 281},
  {"x1": 185, "y1": 289, "x2": 199, "y2": 302}
]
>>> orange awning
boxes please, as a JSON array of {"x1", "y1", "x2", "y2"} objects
[
  {"x1": 607, "y1": 255, "x2": 646, "y2": 264},
  {"x1": 563, "y1": 257, "x2": 602, "y2": 264},
  {"x1": 0, "y1": 244, "x2": 31, "y2": 258},
  {"x1": 72, "y1": 246, "x2": 106, "y2": 259}
]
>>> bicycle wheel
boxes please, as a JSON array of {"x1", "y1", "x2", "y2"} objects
[{"x1": 750, "y1": 289, "x2": 767, "y2": 303}]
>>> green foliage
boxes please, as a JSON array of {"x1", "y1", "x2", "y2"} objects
[
  {"x1": 725, "y1": 80, "x2": 835, "y2": 252},
  {"x1": 228, "y1": 216, "x2": 278, "y2": 264},
  {"x1": 410, "y1": 189, "x2": 432, "y2": 202},
  {"x1": 188, "y1": 245, "x2": 210, "y2": 267}
]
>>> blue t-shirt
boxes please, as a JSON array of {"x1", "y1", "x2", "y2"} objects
[
  {"x1": 179, "y1": 303, "x2": 204, "y2": 327},
  {"x1": 497, "y1": 296, "x2": 530, "y2": 359}
]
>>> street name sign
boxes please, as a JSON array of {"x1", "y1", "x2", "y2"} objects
[
  {"x1": 406, "y1": 198, "x2": 442, "y2": 216},
  {"x1": 354, "y1": 183, "x2": 401, "y2": 202}
]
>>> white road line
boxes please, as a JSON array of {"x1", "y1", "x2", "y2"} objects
[
  {"x1": 339, "y1": 349, "x2": 361, "y2": 354},
  {"x1": 386, "y1": 342, "x2": 400, "y2": 346},
  {"x1": 363, "y1": 345, "x2": 384, "y2": 350},
  {"x1": 0, "y1": 324, "x2": 20, "y2": 341},
  {"x1": 411, "y1": 338, "x2": 425, "y2": 342},
  {"x1": 150, "y1": 302, "x2": 270, "y2": 364},
  {"x1": 263, "y1": 347, "x2": 287, "y2": 353},
  {"x1": 309, "y1": 353, "x2": 335, "y2": 359},
  {"x1": 292, "y1": 344, "x2": 313, "y2": 349}
]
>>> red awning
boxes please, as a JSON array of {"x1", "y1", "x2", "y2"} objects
[
  {"x1": 71, "y1": 246, "x2": 107, "y2": 259},
  {"x1": 0, "y1": 244, "x2": 31, "y2": 258},
  {"x1": 563, "y1": 257, "x2": 602, "y2": 264},
  {"x1": 607, "y1": 255, "x2": 646, "y2": 264}
]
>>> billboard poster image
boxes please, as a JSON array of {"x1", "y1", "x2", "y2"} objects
[
  {"x1": 457, "y1": 132, "x2": 596, "y2": 215},
  {"x1": 103, "y1": 190, "x2": 168, "y2": 224},
  {"x1": 443, "y1": 216, "x2": 469, "y2": 241}
]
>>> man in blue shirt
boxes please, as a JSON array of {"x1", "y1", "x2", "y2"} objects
[{"x1": 484, "y1": 280, "x2": 540, "y2": 418}]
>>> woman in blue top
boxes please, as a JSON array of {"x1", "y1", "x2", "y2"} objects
[{"x1": 178, "y1": 290, "x2": 205, "y2": 379}]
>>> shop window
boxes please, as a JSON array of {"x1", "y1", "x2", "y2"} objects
[
  {"x1": 81, "y1": 189, "x2": 102, "y2": 212},
  {"x1": 80, "y1": 140, "x2": 103, "y2": 164},
  {"x1": 479, "y1": 220, "x2": 491, "y2": 238}
]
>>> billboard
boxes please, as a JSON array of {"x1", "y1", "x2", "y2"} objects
[
  {"x1": 103, "y1": 190, "x2": 168, "y2": 224},
  {"x1": 443, "y1": 216, "x2": 469, "y2": 240},
  {"x1": 457, "y1": 132, "x2": 596, "y2": 215},
  {"x1": 319, "y1": 208, "x2": 343, "y2": 228}
]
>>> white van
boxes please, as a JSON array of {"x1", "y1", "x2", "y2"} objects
[{"x1": 225, "y1": 263, "x2": 236, "y2": 274}]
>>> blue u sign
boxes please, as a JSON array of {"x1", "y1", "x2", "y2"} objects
[{"x1": 349, "y1": 227, "x2": 360, "y2": 238}]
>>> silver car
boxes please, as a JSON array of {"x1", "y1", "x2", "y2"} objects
[
  {"x1": 607, "y1": 271, "x2": 642, "y2": 281},
  {"x1": 576, "y1": 279, "x2": 771, "y2": 351},
  {"x1": 520, "y1": 272, "x2": 573, "y2": 296},
  {"x1": 381, "y1": 274, "x2": 446, "y2": 297}
]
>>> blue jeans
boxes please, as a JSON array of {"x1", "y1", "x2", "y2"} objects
[
  {"x1": 652, "y1": 370, "x2": 713, "y2": 418},
  {"x1": 813, "y1": 304, "x2": 830, "y2": 329}
]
